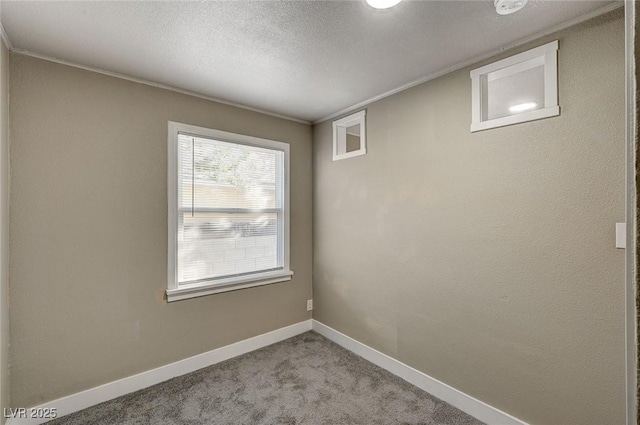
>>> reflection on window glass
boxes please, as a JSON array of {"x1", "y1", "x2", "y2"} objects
[
  {"x1": 345, "y1": 124, "x2": 361, "y2": 153},
  {"x1": 484, "y1": 65, "x2": 544, "y2": 121}
]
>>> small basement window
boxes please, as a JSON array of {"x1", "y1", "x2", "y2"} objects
[
  {"x1": 333, "y1": 110, "x2": 366, "y2": 161},
  {"x1": 167, "y1": 122, "x2": 293, "y2": 302},
  {"x1": 470, "y1": 40, "x2": 559, "y2": 132}
]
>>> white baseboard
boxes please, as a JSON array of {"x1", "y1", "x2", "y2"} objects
[
  {"x1": 312, "y1": 320, "x2": 528, "y2": 425},
  {"x1": 6, "y1": 320, "x2": 312, "y2": 425},
  {"x1": 7, "y1": 319, "x2": 526, "y2": 425}
]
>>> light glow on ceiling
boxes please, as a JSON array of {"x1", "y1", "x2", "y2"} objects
[{"x1": 366, "y1": 0, "x2": 402, "y2": 10}]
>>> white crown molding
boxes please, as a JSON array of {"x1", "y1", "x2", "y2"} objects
[
  {"x1": 313, "y1": 0, "x2": 623, "y2": 124},
  {"x1": 312, "y1": 320, "x2": 528, "y2": 425},
  {"x1": 7, "y1": 47, "x2": 310, "y2": 125},
  {"x1": 5, "y1": 320, "x2": 313, "y2": 425},
  {"x1": 1, "y1": 1, "x2": 621, "y2": 126}
]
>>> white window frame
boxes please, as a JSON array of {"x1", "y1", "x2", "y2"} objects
[
  {"x1": 333, "y1": 110, "x2": 367, "y2": 161},
  {"x1": 470, "y1": 40, "x2": 559, "y2": 132},
  {"x1": 167, "y1": 121, "x2": 293, "y2": 302}
]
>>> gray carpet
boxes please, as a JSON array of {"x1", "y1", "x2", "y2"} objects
[{"x1": 47, "y1": 331, "x2": 484, "y2": 425}]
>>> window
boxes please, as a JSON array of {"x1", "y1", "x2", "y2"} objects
[
  {"x1": 470, "y1": 40, "x2": 559, "y2": 132},
  {"x1": 333, "y1": 110, "x2": 366, "y2": 161},
  {"x1": 167, "y1": 122, "x2": 292, "y2": 302}
]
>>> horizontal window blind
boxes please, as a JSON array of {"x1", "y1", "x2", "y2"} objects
[{"x1": 177, "y1": 133, "x2": 284, "y2": 286}]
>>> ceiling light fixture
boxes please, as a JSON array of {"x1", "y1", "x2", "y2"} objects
[
  {"x1": 366, "y1": 0, "x2": 402, "y2": 10},
  {"x1": 509, "y1": 102, "x2": 538, "y2": 113},
  {"x1": 494, "y1": 0, "x2": 528, "y2": 15}
]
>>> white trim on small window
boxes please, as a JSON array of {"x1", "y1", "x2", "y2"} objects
[
  {"x1": 470, "y1": 40, "x2": 559, "y2": 132},
  {"x1": 167, "y1": 121, "x2": 292, "y2": 302},
  {"x1": 332, "y1": 110, "x2": 366, "y2": 161}
]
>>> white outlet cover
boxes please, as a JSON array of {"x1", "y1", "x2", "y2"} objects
[{"x1": 616, "y1": 223, "x2": 626, "y2": 249}]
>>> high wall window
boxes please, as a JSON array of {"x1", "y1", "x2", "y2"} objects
[
  {"x1": 470, "y1": 40, "x2": 559, "y2": 132},
  {"x1": 332, "y1": 110, "x2": 366, "y2": 161},
  {"x1": 167, "y1": 122, "x2": 292, "y2": 301}
]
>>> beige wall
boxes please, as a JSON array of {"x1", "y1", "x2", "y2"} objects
[
  {"x1": 313, "y1": 10, "x2": 626, "y2": 425},
  {"x1": 0, "y1": 39, "x2": 9, "y2": 424},
  {"x1": 9, "y1": 54, "x2": 313, "y2": 407}
]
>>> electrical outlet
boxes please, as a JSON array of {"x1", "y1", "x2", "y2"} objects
[
  {"x1": 306, "y1": 299, "x2": 313, "y2": 311},
  {"x1": 616, "y1": 223, "x2": 626, "y2": 248}
]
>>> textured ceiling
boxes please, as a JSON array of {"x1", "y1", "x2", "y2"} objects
[{"x1": 1, "y1": 0, "x2": 618, "y2": 123}]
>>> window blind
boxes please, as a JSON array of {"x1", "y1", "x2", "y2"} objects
[{"x1": 176, "y1": 133, "x2": 285, "y2": 286}]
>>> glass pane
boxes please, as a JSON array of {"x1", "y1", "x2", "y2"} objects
[
  {"x1": 178, "y1": 212, "x2": 280, "y2": 284},
  {"x1": 178, "y1": 134, "x2": 283, "y2": 211},
  {"x1": 346, "y1": 124, "x2": 360, "y2": 153},
  {"x1": 178, "y1": 135, "x2": 194, "y2": 211},
  {"x1": 484, "y1": 64, "x2": 544, "y2": 121},
  {"x1": 176, "y1": 132, "x2": 285, "y2": 286}
]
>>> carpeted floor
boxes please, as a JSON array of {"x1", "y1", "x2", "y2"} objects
[{"x1": 47, "y1": 331, "x2": 484, "y2": 425}]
